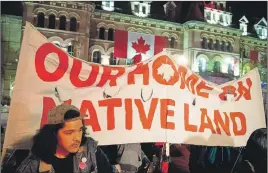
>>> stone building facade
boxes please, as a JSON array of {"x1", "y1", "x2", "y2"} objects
[
  {"x1": 1, "y1": 1, "x2": 267, "y2": 101},
  {"x1": 1, "y1": 15, "x2": 22, "y2": 102}
]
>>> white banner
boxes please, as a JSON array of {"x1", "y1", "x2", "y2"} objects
[{"x1": 3, "y1": 22, "x2": 266, "y2": 149}]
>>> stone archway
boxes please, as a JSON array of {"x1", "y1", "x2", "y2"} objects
[
  {"x1": 196, "y1": 54, "x2": 209, "y2": 72},
  {"x1": 212, "y1": 55, "x2": 224, "y2": 73}
]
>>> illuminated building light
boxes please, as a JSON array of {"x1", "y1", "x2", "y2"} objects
[{"x1": 102, "y1": 1, "x2": 114, "y2": 12}]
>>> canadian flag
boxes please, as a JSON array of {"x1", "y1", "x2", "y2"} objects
[{"x1": 114, "y1": 30, "x2": 167, "y2": 64}]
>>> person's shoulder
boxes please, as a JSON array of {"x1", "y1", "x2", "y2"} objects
[
  {"x1": 16, "y1": 154, "x2": 40, "y2": 173},
  {"x1": 86, "y1": 137, "x2": 98, "y2": 145},
  {"x1": 83, "y1": 137, "x2": 98, "y2": 152}
]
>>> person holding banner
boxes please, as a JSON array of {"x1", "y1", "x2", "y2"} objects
[{"x1": 15, "y1": 104, "x2": 114, "y2": 173}]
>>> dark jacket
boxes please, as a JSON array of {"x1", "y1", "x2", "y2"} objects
[
  {"x1": 235, "y1": 160, "x2": 255, "y2": 173},
  {"x1": 15, "y1": 138, "x2": 113, "y2": 173},
  {"x1": 189, "y1": 146, "x2": 232, "y2": 173}
]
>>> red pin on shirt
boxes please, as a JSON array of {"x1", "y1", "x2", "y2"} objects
[{"x1": 79, "y1": 157, "x2": 87, "y2": 169}]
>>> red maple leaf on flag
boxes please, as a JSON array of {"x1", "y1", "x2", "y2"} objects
[{"x1": 132, "y1": 37, "x2": 150, "y2": 54}]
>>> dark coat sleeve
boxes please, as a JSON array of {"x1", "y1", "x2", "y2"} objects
[
  {"x1": 95, "y1": 147, "x2": 114, "y2": 173},
  {"x1": 234, "y1": 160, "x2": 255, "y2": 173},
  {"x1": 15, "y1": 155, "x2": 39, "y2": 173}
]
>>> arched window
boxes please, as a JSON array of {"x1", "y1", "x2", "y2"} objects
[
  {"x1": 198, "y1": 58, "x2": 207, "y2": 72},
  {"x1": 108, "y1": 28, "x2": 114, "y2": 41},
  {"x1": 59, "y1": 16, "x2": 66, "y2": 30},
  {"x1": 170, "y1": 37, "x2": 175, "y2": 48},
  {"x1": 99, "y1": 27, "x2": 105, "y2": 40},
  {"x1": 220, "y1": 3, "x2": 224, "y2": 10},
  {"x1": 37, "y1": 13, "x2": 45, "y2": 27},
  {"x1": 134, "y1": 4, "x2": 139, "y2": 13},
  {"x1": 48, "y1": 14, "x2": 56, "y2": 29},
  {"x1": 93, "y1": 51, "x2": 101, "y2": 63},
  {"x1": 213, "y1": 61, "x2": 221, "y2": 73},
  {"x1": 53, "y1": 42, "x2": 60, "y2": 47},
  {"x1": 227, "y1": 42, "x2": 233, "y2": 52},
  {"x1": 221, "y1": 41, "x2": 226, "y2": 51},
  {"x1": 70, "y1": 17, "x2": 77, "y2": 32},
  {"x1": 215, "y1": 40, "x2": 220, "y2": 50},
  {"x1": 208, "y1": 38, "x2": 214, "y2": 50},
  {"x1": 68, "y1": 45, "x2": 74, "y2": 56},
  {"x1": 227, "y1": 64, "x2": 233, "y2": 74},
  {"x1": 110, "y1": 53, "x2": 117, "y2": 65},
  {"x1": 201, "y1": 37, "x2": 207, "y2": 49}
]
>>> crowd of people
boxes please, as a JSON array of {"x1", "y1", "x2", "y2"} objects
[{"x1": 1, "y1": 104, "x2": 267, "y2": 173}]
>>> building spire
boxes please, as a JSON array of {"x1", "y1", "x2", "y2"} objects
[{"x1": 185, "y1": 2, "x2": 204, "y2": 22}]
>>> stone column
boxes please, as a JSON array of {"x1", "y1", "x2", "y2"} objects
[
  {"x1": 44, "y1": 16, "x2": 48, "y2": 28},
  {"x1": 97, "y1": 28, "x2": 100, "y2": 39},
  {"x1": 56, "y1": 18, "x2": 59, "y2": 29},
  {"x1": 105, "y1": 29, "x2": 108, "y2": 40},
  {"x1": 33, "y1": 15, "x2": 37, "y2": 26},
  {"x1": 226, "y1": 42, "x2": 229, "y2": 52},
  {"x1": 168, "y1": 38, "x2": 171, "y2": 48},
  {"x1": 71, "y1": 40, "x2": 76, "y2": 57},
  {"x1": 66, "y1": 19, "x2": 70, "y2": 31},
  {"x1": 211, "y1": 40, "x2": 215, "y2": 50},
  {"x1": 77, "y1": 21, "x2": 80, "y2": 32},
  {"x1": 174, "y1": 40, "x2": 178, "y2": 49}
]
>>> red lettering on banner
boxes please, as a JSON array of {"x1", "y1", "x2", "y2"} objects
[
  {"x1": 219, "y1": 85, "x2": 237, "y2": 101},
  {"x1": 40, "y1": 97, "x2": 71, "y2": 128},
  {"x1": 177, "y1": 66, "x2": 214, "y2": 98},
  {"x1": 230, "y1": 112, "x2": 246, "y2": 136},
  {"x1": 219, "y1": 78, "x2": 252, "y2": 101},
  {"x1": 135, "y1": 98, "x2": 158, "y2": 129},
  {"x1": 125, "y1": 99, "x2": 133, "y2": 130},
  {"x1": 70, "y1": 59, "x2": 99, "y2": 87},
  {"x1": 160, "y1": 99, "x2": 175, "y2": 130},
  {"x1": 184, "y1": 103, "x2": 197, "y2": 132},
  {"x1": 80, "y1": 100, "x2": 101, "y2": 132},
  {"x1": 199, "y1": 108, "x2": 216, "y2": 134},
  {"x1": 185, "y1": 74, "x2": 199, "y2": 94},
  {"x1": 39, "y1": 96, "x2": 248, "y2": 137},
  {"x1": 196, "y1": 81, "x2": 213, "y2": 98},
  {"x1": 99, "y1": 98, "x2": 122, "y2": 130},
  {"x1": 184, "y1": 105, "x2": 247, "y2": 136},
  {"x1": 177, "y1": 67, "x2": 201, "y2": 95},
  {"x1": 97, "y1": 67, "x2": 125, "y2": 87},
  {"x1": 214, "y1": 110, "x2": 231, "y2": 136},
  {"x1": 35, "y1": 43, "x2": 68, "y2": 82},
  {"x1": 177, "y1": 66, "x2": 188, "y2": 89},
  {"x1": 152, "y1": 55, "x2": 179, "y2": 85},
  {"x1": 128, "y1": 63, "x2": 149, "y2": 85},
  {"x1": 236, "y1": 78, "x2": 252, "y2": 101}
]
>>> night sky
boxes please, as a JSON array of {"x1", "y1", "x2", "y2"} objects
[{"x1": 1, "y1": 1, "x2": 267, "y2": 32}]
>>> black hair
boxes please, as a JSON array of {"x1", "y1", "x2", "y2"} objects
[
  {"x1": 31, "y1": 109, "x2": 87, "y2": 164},
  {"x1": 244, "y1": 128, "x2": 267, "y2": 173}
]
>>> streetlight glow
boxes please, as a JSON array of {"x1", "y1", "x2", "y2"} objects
[{"x1": 177, "y1": 55, "x2": 188, "y2": 66}]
